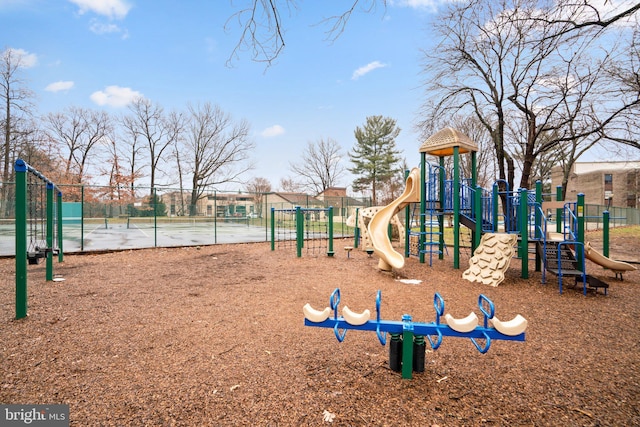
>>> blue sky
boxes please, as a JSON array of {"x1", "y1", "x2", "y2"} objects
[{"x1": 1, "y1": 0, "x2": 452, "y2": 191}]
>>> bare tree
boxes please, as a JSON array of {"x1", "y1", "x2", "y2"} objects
[
  {"x1": 245, "y1": 176, "x2": 272, "y2": 217},
  {"x1": 123, "y1": 98, "x2": 182, "y2": 194},
  {"x1": 289, "y1": 137, "x2": 345, "y2": 195},
  {"x1": 120, "y1": 114, "x2": 147, "y2": 191},
  {"x1": 279, "y1": 176, "x2": 303, "y2": 192},
  {"x1": 225, "y1": 1, "x2": 386, "y2": 65},
  {"x1": 0, "y1": 47, "x2": 35, "y2": 216},
  {"x1": 419, "y1": 0, "x2": 639, "y2": 192},
  {"x1": 184, "y1": 102, "x2": 253, "y2": 215},
  {"x1": 45, "y1": 106, "x2": 112, "y2": 183}
]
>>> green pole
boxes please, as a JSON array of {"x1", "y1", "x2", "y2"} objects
[
  {"x1": 405, "y1": 169, "x2": 411, "y2": 258},
  {"x1": 439, "y1": 157, "x2": 445, "y2": 259},
  {"x1": 535, "y1": 181, "x2": 542, "y2": 272},
  {"x1": 520, "y1": 188, "x2": 529, "y2": 279},
  {"x1": 603, "y1": 211, "x2": 610, "y2": 258},
  {"x1": 577, "y1": 193, "x2": 585, "y2": 271},
  {"x1": 556, "y1": 185, "x2": 563, "y2": 235},
  {"x1": 419, "y1": 156, "x2": 426, "y2": 264},
  {"x1": 471, "y1": 152, "x2": 479, "y2": 249},
  {"x1": 270, "y1": 207, "x2": 275, "y2": 251},
  {"x1": 214, "y1": 191, "x2": 218, "y2": 244},
  {"x1": 473, "y1": 185, "x2": 482, "y2": 251},
  {"x1": 401, "y1": 314, "x2": 414, "y2": 380},
  {"x1": 296, "y1": 206, "x2": 302, "y2": 257},
  {"x1": 354, "y1": 208, "x2": 360, "y2": 248},
  {"x1": 15, "y1": 159, "x2": 28, "y2": 319},
  {"x1": 57, "y1": 190, "x2": 63, "y2": 263},
  {"x1": 327, "y1": 206, "x2": 334, "y2": 257},
  {"x1": 492, "y1": 184, "x2": 499, "y2": 232},
  {"x1": 46, "y1": 182, "x2": 54, "y2": 281},
  {"x1": 453, "y1": 146, "x2": 460, "y2": 269},
  {"x1": 81, "y1": 185, "x2": 85, "y2": 252},
  {"x1": 153, "y1": 187, "x2": 157, "y2": 247}
]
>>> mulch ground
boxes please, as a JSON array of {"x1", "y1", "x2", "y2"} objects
[{"x1": 1, "y1": 230, "x2": 639, "y2": 426}]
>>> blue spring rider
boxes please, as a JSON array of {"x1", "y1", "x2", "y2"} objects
[{"x1": 303, "y1": 288, "x2": 527, "y2": 379}]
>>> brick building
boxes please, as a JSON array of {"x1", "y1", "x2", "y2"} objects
[{"x1": 551, "y1": 161, "x2": 640, "y2": 208}]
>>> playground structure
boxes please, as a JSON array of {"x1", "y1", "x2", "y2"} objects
[
  {"x1": 14, "y1": 159, "x2": 63, "y2": 319},
  {"x1": 270, "y1": 206, "x2": 334, "y2": 257},
  {"x1": 363, "y1": 127, "x2": 636, "y2": 295},
  {"x1": 304, "y1": 288, "x2": 527, "y2": 379}
]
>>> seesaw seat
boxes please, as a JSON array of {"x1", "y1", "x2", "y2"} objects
[
  {"x1": 303, "y1": 303, "x2": 331, "y2": 323},
  {"x1": 491, "y1": 314, "x2": 528, "y2": 336},
  {"x1": 444, "y1": 312, "x2": 479, "y2": 333},
  {"x1": 342, "y1": 306, "x2": 371, "y2": 325}
]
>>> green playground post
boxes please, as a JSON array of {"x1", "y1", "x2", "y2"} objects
[
  {"x1": 296, "y1": 206, "x2": 303, "y2": 258},
  {"x1": 46, "y1": 182, "x2": 54, "y2": 281},
  {"x1": 420, "y1": 156, "x2": 426, "y2": 264},
  {"x1": 473, "y1": 185, "x2": 482, "y2": 251},
  {"x1": 577, "y1": 193, "x2": 585, "y2": 271},
  {"x1": 57, "y1": 190, "x2": 63, "y2": 262},
  {"x1": 603, "y1": 211, "x2": 610, "y2": 258},
  {"x1": 556, "y1": 185, "x2": 563, "y2": 234},
  {"x1": 519, "y1": 188, "x2": 529, "y2": 279},
  {"x1": 492, "y1": 184, "x2": 499, "y2": 232},
  {"x1": 535, "y1": 181, "x2": 542, "y2": 272},
  {"x1": 438, "y1": 157, "x2": 445, "y2": 259},
  {"x1": 270, "y1": 207, "x2": 275, "y2": 251},
  {"x1": 15, "y1": 160, "x2": 27, "y2": 319},
  {"x1": 453, "y1": 146, "x2": 460, "y2": 269},
  {"x1": 327, "y1": 206, "x2": 334, "y2": 257},
  {"x1": 405, "y1": 169, "x2": 411, "y2": 258}
]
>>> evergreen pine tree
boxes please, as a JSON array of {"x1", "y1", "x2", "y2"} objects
[{"x1": 348, "y1": 115, "x2": 402, "y2": 205}]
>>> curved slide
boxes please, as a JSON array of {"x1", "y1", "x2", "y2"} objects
[
  {"x1": 585, "y1": 241, "x2": 637, "y2": 273},
  {"x1": 368, "y1": 167, "x2": 421, "y2": 271}
]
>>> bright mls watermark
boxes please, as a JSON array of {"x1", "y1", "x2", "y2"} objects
[{"x1": 1, "y1": 405, "x2": 69, "y2": 426}]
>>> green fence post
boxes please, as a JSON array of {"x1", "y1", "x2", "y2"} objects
[
  {"x1": 296, "y1": 206, "x2": 303, "y2": 258},
  {"x1": 46, "y1": 182, "x2": 54, "y2": 281},
  {"x1": 419, "y1": 156, "x2": 426, "y2": 264},
  {"x1": 270, "y1": 207, "x2": 275, "y2": 250},
  {"x1": 81, "y1": 185, "x2": 85, "y2": 252},
  {"x1": 603, "y1": 210, "x2": 610, "y2": 258},
  {"x1": 354, "y1": 208, "x2": 360, "y2": 248},
  {"x1": 327, "y1": 206, "x2": 334, "y2": 257},
  {"x1": 405, "y1": 169, "x2": 411, "y2": 258},
  {"x1": 15, "y1": 159, "x2": 28, "y2": 319},
  {"x1": 57, "y1": 190, "x2": 63, "y2": 262},
  {"x1": 519, "y1": 188, "x2": 529, "y2": 279},
  {"x1": 153, "y1": 187, "x2": 158, "y2": 247}
]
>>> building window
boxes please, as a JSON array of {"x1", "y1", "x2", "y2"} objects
[{"x1": 604, "y1": 174, "x2": 613, "y2": 191}]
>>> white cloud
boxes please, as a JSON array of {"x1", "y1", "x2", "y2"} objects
[
  {"x1": 69, "y1": 0, "x2": 132, "y2": 19},
  {"x1": 261, "y1": 125, "x2": 285, "y2": 138},
  {"x1": 90, "y1": 85, "x2": 142, "y2": 107},
  {"x1": 45, "y1": 81, "x2": 75, "y2": 92},
  {"x1": 4, "y1": 48, "x2": 38, "y2": 68},
  {"x1": 351, "y1": 61, "x2": 388, "y2": 80},
  {"x1": 391, "y1": 0, "x2": 457, "y2": 12},
  {"x1": 89, "y1": 19, "x2": 130, "y2": 38}
]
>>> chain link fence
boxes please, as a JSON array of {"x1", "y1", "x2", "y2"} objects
[{"x1": 0, "y1": 183, "x2": 371, "y2": 256}]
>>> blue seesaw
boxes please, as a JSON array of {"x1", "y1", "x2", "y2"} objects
[{"x1": 303, "y1": 288, "x2": 527, "y2": 379}]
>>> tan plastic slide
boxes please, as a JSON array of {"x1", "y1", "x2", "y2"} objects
[
  {"x1": 368, "y1": 167, "x2": 421, "y2": 271},
  {"x1": 584, "y1": 241, "x2": 637, "y2": 273}
]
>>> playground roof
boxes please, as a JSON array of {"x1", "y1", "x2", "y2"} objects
[{"x1": 419, "y1": 127, "x2": 478, "y2": 156}]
